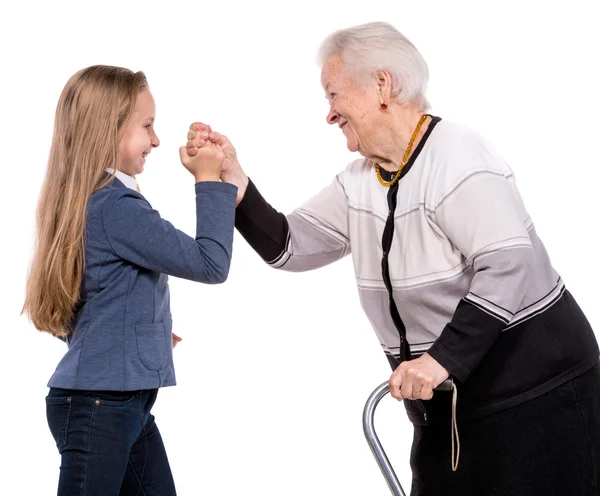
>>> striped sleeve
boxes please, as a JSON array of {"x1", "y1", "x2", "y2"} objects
[
  {"x1": 235, "y1": 175, "x2": 350, "y2": 271},
  {"x1": 426, "y1": 141, "x2": 535, "y2": 382}
]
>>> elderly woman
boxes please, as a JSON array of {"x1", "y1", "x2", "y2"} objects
[{"x1": 187, "y1": 22, "x2": 600, "y2": 495}]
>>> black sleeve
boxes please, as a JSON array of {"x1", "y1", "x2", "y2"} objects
[{"x1": 235, "y1": 178, "x2": 290, "y2": 263}]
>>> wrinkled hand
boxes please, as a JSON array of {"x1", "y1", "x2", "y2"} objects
[
  {"x1": 179, "y1": 123, "x2": 224, "y2": 182},
  {"x1": 187, "y1": 123, "x2": 236, "y2": 174},
  {"x1": 389, "y1": 353, "x2": 449, "y2": 401},
  {"x1": 172, "y1": 332, "x2": 182, "y2": 349},
  {"x1": 186, "y1": 122, "x2": 248, "y2": 204}
]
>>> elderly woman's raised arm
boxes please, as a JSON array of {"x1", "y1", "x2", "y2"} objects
[
  {"x1": 235, "y1": 174, "x2": 351, "y2": 271},
  {"x1": 185, "y1": 124, "x2": 351, "y2": 271}
]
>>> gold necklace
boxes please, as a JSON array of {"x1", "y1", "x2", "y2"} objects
[{"x1": 375, "y1": 114, "x2": 428, "y2": 187}]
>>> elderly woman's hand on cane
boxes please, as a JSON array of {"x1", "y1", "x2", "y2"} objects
[{"x1": 389, "y1": 353, "x2": 449, "y2": 401}]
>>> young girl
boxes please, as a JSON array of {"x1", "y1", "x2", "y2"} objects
[{"x1": 22, "y1": 65, "x2": 237, "y2": 495}]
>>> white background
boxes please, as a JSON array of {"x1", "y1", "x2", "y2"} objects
[{"x1": 2, "y1": 0, "x2": 599, "y2": 494}]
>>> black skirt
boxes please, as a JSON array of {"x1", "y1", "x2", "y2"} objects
[{"x1": 410, "y1": 362, "x2": 600, "y2": 496}]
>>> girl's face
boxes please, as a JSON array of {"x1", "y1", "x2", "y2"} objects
[{"x1": 119, "y1": 90, "x2": 160, "y2": 177}]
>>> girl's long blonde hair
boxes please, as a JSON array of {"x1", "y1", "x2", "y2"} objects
[{"x1": 23, "y1": 65, "x2": 148, "y2": 337}]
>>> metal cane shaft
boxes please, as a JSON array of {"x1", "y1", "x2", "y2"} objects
[
  {"x1": 362, "y1": 379, "x2": 453, "y2": 495},
  {"x1": 363, "y1": 382, "x2": 406, "y2": 496}
]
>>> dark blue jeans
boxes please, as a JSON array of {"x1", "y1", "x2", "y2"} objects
[{"x1": 46, "y1": 388, "x2": 176, "y2": 495}]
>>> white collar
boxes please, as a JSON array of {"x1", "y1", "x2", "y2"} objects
[{"x1": 106, "y1": 168, "x2": 139, "y2": 191}]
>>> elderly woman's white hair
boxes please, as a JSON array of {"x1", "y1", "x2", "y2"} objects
[{"x1": 317, "y1": 21, "x2": 430, "y2": 111}]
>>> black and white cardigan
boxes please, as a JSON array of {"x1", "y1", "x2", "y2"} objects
[{"x1": 234, "y1": 117, "x2": 599, "y2": 425}]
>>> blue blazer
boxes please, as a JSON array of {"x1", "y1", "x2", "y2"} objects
[{"x1": 48, "y1": 177, "x2": 237, "y2": 390}]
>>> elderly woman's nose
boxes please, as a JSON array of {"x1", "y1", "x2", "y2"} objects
[{"x1": 326, "y1": 107, "x2": 339, "y2": 124}]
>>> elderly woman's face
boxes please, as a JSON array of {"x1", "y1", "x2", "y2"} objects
[{"x1": 321, "y1": 55, "x2": 380, "y2": 154}]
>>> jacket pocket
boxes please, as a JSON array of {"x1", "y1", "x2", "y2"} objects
[{"x1": 135, "y1": 323, "x2": 168, "y2": 371}]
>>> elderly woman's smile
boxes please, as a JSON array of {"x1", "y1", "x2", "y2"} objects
[{"x1": 320, "y1": 51, "x2": 430, "y2": 171}]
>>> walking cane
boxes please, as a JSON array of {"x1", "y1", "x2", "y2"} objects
[{"x1": 362, "y1": 379, "x2": 454, "y2": 496}]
